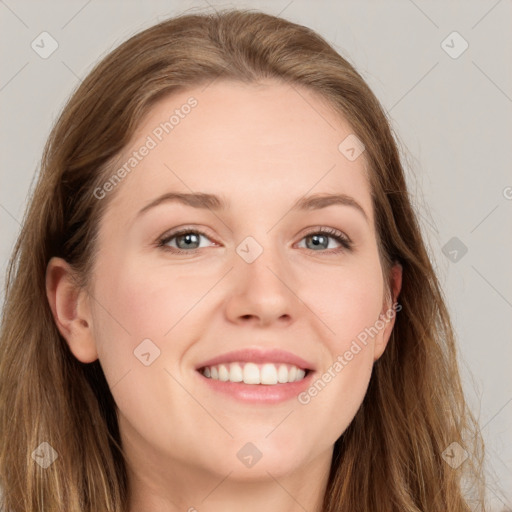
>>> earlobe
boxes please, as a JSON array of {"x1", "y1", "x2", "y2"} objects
[
  {"x1": 373, "y1": 261, "x2": 403, "y2": 362},
  {"x1": 45, "y1": 257, "x2": 98, "y2": 363}
]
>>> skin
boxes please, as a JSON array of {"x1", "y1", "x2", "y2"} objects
[{"x1": 46, "y1": 79, "x2": 402, "y2": 511}]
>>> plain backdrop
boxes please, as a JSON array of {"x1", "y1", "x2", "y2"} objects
[{"x1": 0, "y1": 1, "x2": 511, "y2": 509}]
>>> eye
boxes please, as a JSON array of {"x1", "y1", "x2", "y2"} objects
[
  {"x1": 157, "y1": 228, "x2": 216, "y2": 254},
  {"x1": 297, "y1": 227, "x2": 353, "y2": 254}
]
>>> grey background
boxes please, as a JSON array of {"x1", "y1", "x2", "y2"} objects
[{"x1": 0, "y1": 0, "x2": 511, "y2": 509}]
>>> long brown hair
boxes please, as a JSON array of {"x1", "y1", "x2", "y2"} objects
[{"x1": 0, "y1": 8, "x2": 486, "y2": 511}]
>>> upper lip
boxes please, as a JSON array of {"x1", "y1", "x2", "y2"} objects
[{"x1": 195, "y1": 348, "x2": 316, "y2": 371}]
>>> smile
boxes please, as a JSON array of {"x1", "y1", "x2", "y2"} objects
[{"x1": 199, "y1": 362, "x2": 308, "y2": 385}]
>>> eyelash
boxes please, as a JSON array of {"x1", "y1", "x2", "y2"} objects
[{"x1": 156, "y1": 226, "x2": 353, "y2": 255}]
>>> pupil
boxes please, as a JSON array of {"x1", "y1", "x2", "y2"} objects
[
  {"x1": 179, "y1": 233, "x2": 198, "y2": 248},
  {"x1": 310, "y1": 234, "x2": 326, "y2": 249}
]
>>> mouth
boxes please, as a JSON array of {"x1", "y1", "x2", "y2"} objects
[
  {"x1": 194, "y1": 348, "x2": 315, "y2": 402},
  {"x1": 198, "y1": 362, "x2": 311, "y2": 385}
]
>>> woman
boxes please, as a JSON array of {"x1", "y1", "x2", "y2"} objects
[{"x1": 0, "y1": 8, "x2": 486, "y2": 511}]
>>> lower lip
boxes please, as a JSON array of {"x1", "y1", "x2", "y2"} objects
[{"x1": 196, "y1": 370, "x2": 315, "y2": 404}]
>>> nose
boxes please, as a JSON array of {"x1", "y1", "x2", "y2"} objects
[{"x1": 224, "y1": 236, "x2": 300, "y2": 327}]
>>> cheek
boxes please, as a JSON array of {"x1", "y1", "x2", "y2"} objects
[
  {"x1": 300, "y1": 256, "x2": 384, "y2": 352},
  {"x1": 87, "y1": 253, "x2": 174, "y2": 387},
  {"x1": 91, "y1": 252, "x2": 200, "y2": 341},
  {"x1": 88, "y1": 258, "x2": 192, "y2": 441},
  {"x1": 89, "y1": 250, "x2": 218, "y2": 398},
  {"x1": 297, "y1": 268, "x2": 381, "y2": 441}
]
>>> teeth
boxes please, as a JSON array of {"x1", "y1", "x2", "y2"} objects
[
  {"x1": 243, "y1": 362, "x2": 260, "y2": 384},
  {"x1": 261, "y1": 363, "x2": 278, "y2": 385},
  {"x1": 218, "y1": 364, "x2": 229, "y2": 382},
  {"x1": 277, "y1": 364, "x2": 288, "y2": 383},
  {"x1": 229, "y1": 362, "x2": 243, "y2": 382},
  {"x1": 200, "y1": 362, "x2": 308, "y2": 385}
]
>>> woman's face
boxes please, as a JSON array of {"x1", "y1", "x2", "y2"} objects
[{"x1": 60, "y1": 80, "x2": 401, "y2": 496}]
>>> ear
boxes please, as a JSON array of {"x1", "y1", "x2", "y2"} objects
[
  {"x1": 373, "y1": 261, "x2": 403, "y2": 362},
  {"x1": 45, "y1": 257, "x2": 98, "y2": 363}
]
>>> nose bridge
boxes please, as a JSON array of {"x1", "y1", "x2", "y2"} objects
[
  {"x1": 226, "y1": 231, "x2": 297, "y2": 322},
  {"x1": 235, "y1": 231, "x2": 286, "y2": 282}
]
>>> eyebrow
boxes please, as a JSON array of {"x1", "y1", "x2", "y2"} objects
[{"x1": 137, "y1": 191, "x2": 369, "y2": 223}]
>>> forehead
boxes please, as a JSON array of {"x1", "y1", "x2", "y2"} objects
[{"x1": 102, "y1": 79, "x2": 373, "y2": 225}]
